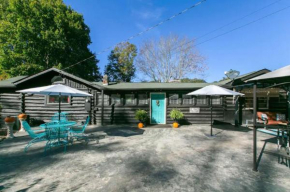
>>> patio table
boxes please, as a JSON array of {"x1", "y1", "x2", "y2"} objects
[{"x1": 40, "y1": 121, "x2": 77, "y2": 142}]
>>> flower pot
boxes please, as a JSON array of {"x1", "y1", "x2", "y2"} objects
[
  {"x1": 172, "y1": 122, "x2": 179, "y2": 128},
  {"x1": 18, "y1": 114, "x2": 27, "y2": 132},
  {"x1": 5, "y1": 116, "x2": 15, "y2": 123},
  {"x1": 138, "y1": 122, "x2": 144, "y2": 129},
  {"x1": 18, "y1": 113, "x2": 27, "y2": 120}
]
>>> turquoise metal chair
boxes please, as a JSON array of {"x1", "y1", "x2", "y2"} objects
[
  {"x1": 69, "y1": 116, "x2": 90, "y2": 143},
  {"x1": 22, "y1": 121, "x2": 47, "y2": 153},
  {"x1": 44, "y1": 126, "x2": 69, "y2": 152},
  {"x1": 51, "y1": 112, "x2": 68, "y2": 123}
]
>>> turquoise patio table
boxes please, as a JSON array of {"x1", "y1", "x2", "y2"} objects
[{"x1": 40, "y1": 121, "x2": 77, "y2": 139}]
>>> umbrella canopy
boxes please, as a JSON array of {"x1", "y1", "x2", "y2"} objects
[
  {"x1": 187, "y1": 85, "x2": 244, "y2": 96},
  {"x1": 247, "y1": 65, "x2": 290, "y2": 84},
  {"x1": 17, "y1": 84, "x2": 93, "y2": 97},
  {"x1": 187, "y1": 85, "x2": 243, "y2": 136},
  {"x1": 17, "y1": 84, "x2": 92, "y2": 121}
]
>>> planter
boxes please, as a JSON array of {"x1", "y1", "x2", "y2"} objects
[
  {"x1": 138, "y1": 122, "x2": 144, "y2": 129},
  {"x1": 5, "y1": 116, "x2": 15, "y2": 139},
  {"x1": 18, "y1": 113, "x2": 27, "y2": 132},
  {"x1": 172, "y1": 122, "x2": 179, "y2": 128},
  {"x1": 5, "y1": 121, "x2": 15, "y2": 139},
  {"x1": 5, "y1": 116, "x2": 15, "y2": 123}
]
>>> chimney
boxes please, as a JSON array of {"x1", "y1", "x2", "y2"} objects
[{"x1": 103, "y1": 75, "x2": 108, "y2": 86}]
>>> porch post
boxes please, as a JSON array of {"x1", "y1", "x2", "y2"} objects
[
  {"x1": 253, "y1": 83, "x2": 258, "y2": 171},
  {"x1": 101, "y1": 90, "x2": 104, "y2": 126}
]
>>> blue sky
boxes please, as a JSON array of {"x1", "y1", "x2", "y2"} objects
[{"x1": 63, "y1": 0, "x2": 290, "y2": 82}]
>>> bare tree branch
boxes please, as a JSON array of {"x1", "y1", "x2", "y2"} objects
[{"x1": 136, "y1": 34, "x2": 207, "y2": 82}]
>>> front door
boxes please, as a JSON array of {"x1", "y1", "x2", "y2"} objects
[{"x1": 151, "y1": 93, "x2": 166, "y2": 124}]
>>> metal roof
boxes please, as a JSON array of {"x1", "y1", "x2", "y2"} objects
[
  {"x1": 247, "y1": 65, "x2": 290, "y2": 83},
  {"x1": 0, "y1": 76, "x2": 27, "y2": 88},
  {"x1": 93, "y1": 82, "x2": 227, "y2": 90}
]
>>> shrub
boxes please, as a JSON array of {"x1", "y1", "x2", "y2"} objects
[
  {"x1": 135, "y1": 109, "x2": 148, "y2": 123},
  {"x1": 170, "y1": 109, "x2": 184, "y2": 122}
]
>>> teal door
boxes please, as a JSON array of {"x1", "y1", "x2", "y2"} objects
[{"x1": 151, "y1": 93, "x2": 165, "y2": 124}]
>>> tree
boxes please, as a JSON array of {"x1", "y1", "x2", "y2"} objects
[
  {"x1": 104, "y1": 42, "x2": 137, "y2": 82},
  {"x1": 136, "y1": 34, "x2": 207, "y2": 82},
  {"x1": 181, "y1": 78, "x2": 206, "y2": 83},
  {"x1": 0, "y1": 0, "x2": 101, "y2": 81}
]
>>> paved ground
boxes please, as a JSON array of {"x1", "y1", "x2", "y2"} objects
[{"x1": 0, "y1": 124, "x2": 290, "y2": 192}]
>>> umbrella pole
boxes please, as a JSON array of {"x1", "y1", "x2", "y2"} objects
[
  {"x1": 211, "y1": 96, "x2": 213, "y2": 136},
  {"x1": 59, "y1": 93, "x2": 61, "y2": 121},
  {"x1": 58, "y1": 93, "x2": 61, "y2": 143}
]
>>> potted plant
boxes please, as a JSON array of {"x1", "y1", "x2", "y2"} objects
[
  {"x1": 5, "y1": 116, "x2": 16, "y2": 138},
  {"x1": 170, "y1": 109, "x2": 184, "y2": 128},
  {"x1": 135, "y1": 109, "x2": 148, "y2": 128}
]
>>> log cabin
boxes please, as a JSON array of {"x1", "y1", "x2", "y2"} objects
[{"x1": 0, "y1": 67, "x2": 286, "y2": 127}]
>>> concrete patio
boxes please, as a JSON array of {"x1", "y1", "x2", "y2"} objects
[{"x1": 0, "y1": 124, "x2": 290, "y2": 192}]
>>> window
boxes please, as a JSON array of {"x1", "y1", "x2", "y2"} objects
[
  {"x1": 211, "y1": 96, "x2": 222, "y2": 105},
  {"x1": 169, "y1": 94, "x2": 179, "y2": 105},
  {"x1": 245, "y1": 97, "x2": 269, "y2": 109},
  {"x1": 47, "y1": 95, "x2": 70, "y2": 104},
  {"x1": 182, "y1": 95, "x2": 193, "y2": 105},
  {"x1": 196, "y1": 96, "x2": 207, "y2": 105},
  {"x1": 138, "y1": 94, "x2": 148, "y2": 105},
  {"x1": 125, "y1": 94, "x2": 135, "y2": 105},
  {"x1": 111, "y1": 94, "x2": 121, "y2": 105}
]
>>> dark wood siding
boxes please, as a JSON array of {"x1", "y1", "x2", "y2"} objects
[
  {"x1": 0, "y1": 93, "x2": 21, "y2": 127},
  {"x1": 0, "y1": 74, "x2": 101, "y2": 126},
  {"x1": 22, "y1": 78, "x2": 100, "y2": 123},
  {"x1": 97, "y1": 91, "x2": 233, "y2": 125}
]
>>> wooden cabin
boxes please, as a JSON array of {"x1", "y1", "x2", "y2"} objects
[{"x1": 0, "y1": 67, "x2": 286, "y2": 127}]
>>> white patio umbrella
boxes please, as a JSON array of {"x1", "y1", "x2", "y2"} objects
[
  {"x1": 187, "y1": 85, "x2": 244, "y2": 136},
  {"x1": 17, "y1": 84, "x2": 93, "y2": 121}
]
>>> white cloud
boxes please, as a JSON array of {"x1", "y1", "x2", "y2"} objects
[{"x1": 132, "y1": 7, "x2": 165, "y2": 21}]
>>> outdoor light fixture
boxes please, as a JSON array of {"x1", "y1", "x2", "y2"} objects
[{"x1": 224, "y1": 69, "x2": 240, "y2": 80}]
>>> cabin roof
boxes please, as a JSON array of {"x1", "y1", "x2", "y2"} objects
[
  {"x1": 12, "y1": 68, "x2": 104, "y2": 90},
  {"x1": 0, "y1": 67, "x2": 271, "y2": 90},
  {"x1": 0, "y1": 76, "x2": 27, "y2": 88},
  {"x1": 93, "y1": 82, "x2": 226, "y2": 90}
]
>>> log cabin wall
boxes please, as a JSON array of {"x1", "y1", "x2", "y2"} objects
[
  {"x1": 0, "y1": 92, "x2": 21, "y2": 127},
  {"x1": 0, "y1": 73, "x2": 102, "y2": 126},
  {"x1": 95, "y1": 90, "x2": 233, "y2": 125},
  {"x1": 22, "y1": 77, "x2": 101, "y2": 124}
]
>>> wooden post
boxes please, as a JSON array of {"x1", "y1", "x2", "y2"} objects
[
  {"x1": 101, "y1": 90, "x2": 104, "y2": 126},
  {"x1": 21, "y1": 93, "x2": 25, "y2": 113},
  {"x1": 210, "y1": 96, "x2": 213, "y2": 136},
  {"x1": 253, "y1": 83, "x2": 258, "y2": 171}
]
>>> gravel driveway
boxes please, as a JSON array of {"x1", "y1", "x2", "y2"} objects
[{"x1": 0, "y1": 124, "x2": 289, "y2": 192}]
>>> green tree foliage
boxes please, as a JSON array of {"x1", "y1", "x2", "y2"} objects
[
  {"x1": 104, "y1": 42, "x2": 137, "y2": 82},
  {"x1": 181, "y1": 78, "x2": 206, "y2": 83},
  {"x1": 0, "y1": 0, "x2": 101, "y2": 81}
]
